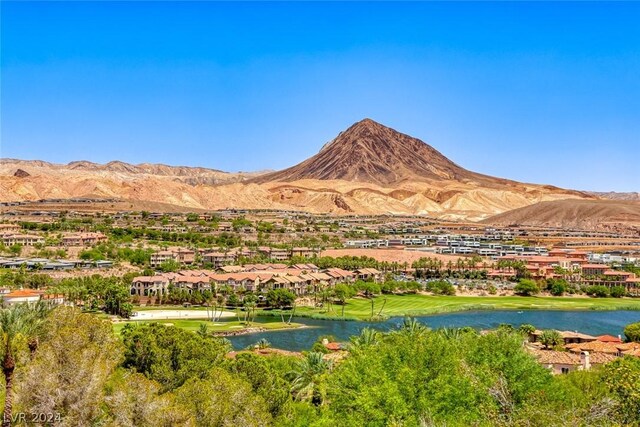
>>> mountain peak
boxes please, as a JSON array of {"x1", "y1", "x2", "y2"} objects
[
  {"x1": 255, "y1": 119, "x2": 476, "y2": 186},
  {"x1": 344, "y1": 118, "x2": 390, "y2": 134},
  {"x1": 352, "y1": 117, "x2": 378, "y2": 127},
  {"x1": 319, "y1": 118, "x2": 387, "y2": 152}
]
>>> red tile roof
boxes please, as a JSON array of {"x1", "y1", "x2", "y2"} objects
[
  {"x1": 597, "y1": 335, "x2": 622, "y2": 343},
  {"x1": 4, "y1": 289, "x2": 44, "y2": 298}
]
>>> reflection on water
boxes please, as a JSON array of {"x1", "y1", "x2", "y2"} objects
[{"x1": 228, "y1": 310, "x2": 640, "y2": 352}]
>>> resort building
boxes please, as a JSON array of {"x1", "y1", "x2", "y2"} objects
[{"x1": 131, "y1": 265, "x2": 346, "y2": 297}]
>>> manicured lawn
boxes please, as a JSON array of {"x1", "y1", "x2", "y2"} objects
[
  {"x1": 113, "y1": 318, "x2": 303, "y2": 335},
  {"x1": 128, "y1": 295, "x2": 640, "y2": 323},
  {"x1": 270, "y1": 294, "x2": 640, "y2": 320}
]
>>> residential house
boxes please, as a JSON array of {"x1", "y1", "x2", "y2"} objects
[
  {"x1": 150, "y1": 248, "x2": 195, "y2": 268},
  {"x1": 171, "y1": 276, "x2": 212, "y2": 293},
  {"x1": 530, "y1": 349, "x2": 615, "y2": 374},
  {"x1": 131, "y1": 275, "x2": 171, "y2": 296},
  {"x1": 2, "y1": 289, "x2": 45, "y2": 306},
  {"x1": 174, "y1": 248, "x2": 195, "y2": 264},
  {"x1": 202, "y1": 251, "x2": 237, "y2": 269},
  {"x1": 324, "y1": 268, "x2": 356, "y2": 285},
  {"x1": 355, "y1": 268, "x2": 384, "y2": 283},
  {"x1": 257, "y1": 247, "x2": 291, "y2": 261},
  {"x1": 62, "y1": 232, "x2": 107, "y2": 246},
  {"x1": 150, "y1": 251, "x2": 177, "y2": 268},
  {"x1": 217, "y1": 222, "x2": 233, "y2": 232},
  {"x1": 291, "y1": 247, "x2": 320, "y2": 258},
  {"x1": 530, "y1": 330, "x2": 597, "y2": 345},
  {"x1": 1, "y1": 233, "x2": 44, "y2": 246},
  {"x1": 0, "y1": 224, "x2": 21, "y2": 233}
]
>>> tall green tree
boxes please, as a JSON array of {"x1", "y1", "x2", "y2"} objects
[
  {"x1": 265, "y1": 289, "x2": 295, "y2": 309},
  {"x1": 121, "y1": 323, "x2": 230, "y2": 391},
  {"x1": 229, "y1": 353, "x2": 294, "y2": 419},
  {"x1": 602, "y1": 357, "x2": 640, "y2": 424},
  {"x1": 333, "y1": 284, "x2": 356, "y2": 318},
  {"x1": 104, "y1": 370, "x2": 189, "y2": 427},
  {"x1": 290, "y1": 352, "x2": 332, "y2": 406},
  {"x1": 624, "y1": 322, "x2": 640, "y2": 342},
  {"x1": 0, "y1": 303, "x2": 48, "y2": 427},
  {"x1": 15, "y1": 307, "x2": 121, "y2": 425},
  {"x1": 175, "y1": 368, "x2": 271, "y2": 426}
]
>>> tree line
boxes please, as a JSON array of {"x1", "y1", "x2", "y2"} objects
[{"x1": 2, "y1": 305, "x2": 640, "y2": 426}]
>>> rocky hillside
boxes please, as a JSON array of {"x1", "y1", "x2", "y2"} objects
[
  {"x1": 0, "y1": 119, "x2": 601, "y2": 221},
  {"x1": 253, "y1": 118, "x2": 483, "y2": 185},
  {"x1": 1, "y1": 158, "x2": 265, "y2": 186},
  {"x1": 590, "y1": 191, "x2": 640, "y2": 201},
  {"x1": 483, "y1": 199, "x2": 640, "y2": 231}
]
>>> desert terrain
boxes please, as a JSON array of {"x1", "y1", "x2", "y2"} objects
[{"x1": 3, "y1": 119, "x2": 637, "y2": 229}]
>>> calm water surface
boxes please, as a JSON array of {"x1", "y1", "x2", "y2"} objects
[{"x1": 227, "y1": 310, "x2": 640, "y2": 351}]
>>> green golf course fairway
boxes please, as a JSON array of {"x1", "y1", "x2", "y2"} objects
[
  {"x1": 113, "y1": 318, "x2": 304, "y2": 335},
  {"x1": 275, "y1": 294, "x2": 640, "y2": 320},
  {"x1": 121, "y1": 295, "x2": 640, "y2": 333}
]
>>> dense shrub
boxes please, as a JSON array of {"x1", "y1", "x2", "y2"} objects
[
  {"x1": 515, "y1": 279, "x2": 539, "y2": 296},
  {"x1": 624, "y1": 322, "x2": 640, "y2": 342},
  {"x1": 426, "y1": 280, "x2": 456, "y2": 295},
  {"x1": 546, "y1": 278, "x2": 568, "y2": 296},
  {"x1": 610, "y1": 286, "x2": 626, "y2": 298},
  {"x1": 585, "y1": 285, "x2": 610, "y2": 298}
]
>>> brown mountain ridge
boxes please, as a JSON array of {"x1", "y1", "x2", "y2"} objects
[
  {"x1": 1, "y1": 118, "x2": 614, "y2": 224},
  {"x1": 253, "y1": 118, "x2": 480, "y2": 185}
]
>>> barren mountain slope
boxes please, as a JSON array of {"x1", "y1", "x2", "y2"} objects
[
  {"x1": 1, "y1": 119, "x2": 601, "y2": 220},
  {"x1": 250, "y1": 119, "x2": 592, "y2": 218},
  {"x1": 252, "y1": 118, "x2": 486, "y2": 185},
  {"x1": 590, "y1": 191, "x2": 640, "y2": 201},
  {"x1": 483, "y1": 199, "x2": 640, "y2": 230},
  {"x1": 1, "y1": 159, "x2": 264, "y2": 185}
]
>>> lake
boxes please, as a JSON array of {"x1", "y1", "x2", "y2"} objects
[{"x1": 227, "y1": 310, "x2": 640, "y2": 351}]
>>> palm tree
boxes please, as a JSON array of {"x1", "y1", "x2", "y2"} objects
[
  {"x1": 518, "y1": 323, "x2": 536, "y2": 337},
  {"x1": 197, "y1": 323, "x2": 209, "y2": 338},
  {"x1": 243, "y1": 301, "x2": 257, "y2": 325},
  {"x1": 438, "y1": 326, "x2": 476, "y2": 340},
  {"x1": 0, "y1": 303, "x2": 48, "y2": 427},
  {"x1": 290, "y1": 352, "x2": 332, "y2": 406},
  {"x1": 255, "y1": 338, "x2": 271, "y2": 349},
  {"x1": 539, "y1": 329, "x2": 562, "y2": 350},
  {"x1": 399, "y1": 316, "x2": 428, "y2": 336},
  {"x1": 350, "y1": 327, "x2": 380, "y2": 350},
  {"x1": 213, "y1": 294, "x2": 226, "y2": 322}
]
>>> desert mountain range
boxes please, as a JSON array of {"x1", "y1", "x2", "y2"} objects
[
  {"x1": 483, "y1": 199, "x2": 640, "y2": 231},
  {"x1": 2, "y1": 119, "x2": 638, "y2": 228}
]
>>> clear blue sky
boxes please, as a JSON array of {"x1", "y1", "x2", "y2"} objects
[{"x1": 2, "y1": 2, "x2": 639, "y2": 191}]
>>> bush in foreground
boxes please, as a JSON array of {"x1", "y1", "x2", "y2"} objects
[{"x1": 7, "y1": 307, "x2": 640, "y2": 426}]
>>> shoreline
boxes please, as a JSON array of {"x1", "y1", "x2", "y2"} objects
[
  {"x1": 258, "y1": 295, "x2": 640, "y2": 322},
  {"x1": 126, "y1": 295, "x2": 640, "y2": 324},
  {"x1": 112, "y1": 317, "x2": 307, "y2": 336},
  {"x1": 212, "y1": 324, "x2": 307, "y2": 337}
]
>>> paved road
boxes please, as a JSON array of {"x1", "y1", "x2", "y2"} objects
[{"x1": 130, "y1": 309, "x2": 235, "y2": 320}]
